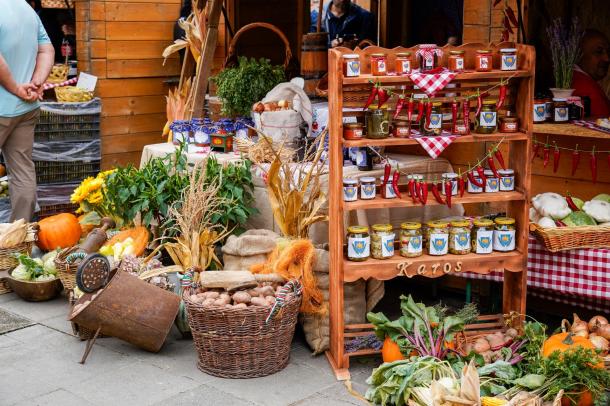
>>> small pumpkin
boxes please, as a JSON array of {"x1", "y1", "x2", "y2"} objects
[
  {"x1": 37, "y1": 213, "x2": 82, "y2": 251},
  {"x1": 103, "y1": 226, "x2": 149, "y2": 256},
  {"x1": 381, "y1": 336, "x2": 405, "y2": 363},
  {"x1": 542, "y1": 332, "x2": 603, "y2": 369}
]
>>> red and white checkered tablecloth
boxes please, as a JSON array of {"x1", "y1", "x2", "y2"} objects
[
  {"x1": 408, "y1": 68, "x2": 458, "y2": 96},
  {"x1": 462, "y1": 236, "x2": 610, "y2": 312}
]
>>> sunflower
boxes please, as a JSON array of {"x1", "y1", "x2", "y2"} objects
[
  {"x1": 97, "y1": 169, "x2": 116, "y2": 179},
  {"x1": 87, "y1": 190, "x2": 103, "y2": 205},
  {"x1": 70, "y1": 177, "x2": 94, "y2": 204}
]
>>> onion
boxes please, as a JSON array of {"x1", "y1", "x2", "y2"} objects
[
  {"x1": 572, "y1": 329, "x2": 589, "y2": 339},
  {"x1": 589, "y1": 335, "x2": 609, "y2": 356},
  {"x1": 588, "y1": 315, "x2": 609, "y2": 333},
  {"x1": 570, "y1": 313, "x2": 589, "y2": 335},
  {"x1": 473, "y1": 337, "x2": 491, "y2": 354},
  {"x1": 596, "y1": 323, "x2": 610, "y2": 340}
]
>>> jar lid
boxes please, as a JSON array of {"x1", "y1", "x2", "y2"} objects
[
  {"x1": 502, "y1": 116, "x2": 518, "y2": 122},
  {"x1": 450, "y1": 220, "x2": 470, "y2": 227},
  {"x1": 343, "y1": 54, "x2": 359, "y2": 59},
  {"x1": 450, "y1": 50, "x2": 465, "y2": 55},
  {"x1": 483, "y1": 99, "x2": 498, "y2": 105},
  {"x1": 428, "y1": 220, "x2": 450, "y2": 228},
  {"x1": 473, "y1": 218, "x2": 494, "y2": 227},
  {"x1": 396, "y1": 52, "x2": 412, "y2": 57},
  {"x1": 500, "y1": 48, "x2": 517, "y2": 53},
  {"x1": 345, "y1": 122, "x2": 363, "y2": 128},
  {"x1": 372, "y1": 223, "x2": 393, "y2": 232},
  {"x1": 553, "y1": 98, "x2": 567, "y2": 102},
  {"x1": 432, "y1": 101, "x2": 443, "y2": 107},
  {"x1": 477, "y1": 49, "x2": 492, "y2": 53},
  {"x1": 484, "y1": 169, "x2": 495, "y2": 176},
  {"x1": 494, "y1": 217, "x2": 516, "y2": 225},
  {"x1": 360, "y1": 176, "x2": 375, "y2": 183},
  {"x1": 442, "y1": 172, "x2": 458, "y2": 179},
  {"x1": 419, "y1": 44, "x2": 438, "y2": 49},
  {"x1": 498, "y1": 169, "x2": 514, "y2": 175},
  {"x1": 343, "y1": 177, "x2": 358, "y2": 185},
  {"x1": 348, "y1": 225, "x2": 369, "y2": 234},
  {"x1": 393, "y1": 119, "x2": 409, "y2": 126},
  {"x1": 371, "y1": 53, "x2": 386, "y2": 57},
  {"x1": 401, "y1": 222, "x2": 422, "y2": 230}
]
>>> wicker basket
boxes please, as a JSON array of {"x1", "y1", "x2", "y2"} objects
[
  {"x1": 54, "y1": 247, "x2": 81, "y2": 291},
  {"x1": 42, "y1": 0, "x2": 74, "y2": 9},
  {"x1": 0, "y1": 242, "x2": 34, "y2": 295},
  {"x1": 0, "y1": 278, "x2": 12, "y2": 294},
  {"x1": 47, "y1": 64, "x2": 69, "y2": 84},
  {"x1": 530, "y1": 223, "x2": 610, "y2": 252},
  {"x1": 184, "y1": 285, "x2": 301, "y2": 379},
  {"x1": 55, "y1": 86, "x2": 94, "y2": 103}
]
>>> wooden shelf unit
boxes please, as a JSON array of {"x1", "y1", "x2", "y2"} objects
[{"x1": 326, "y1": 43, "x2": 535, "y2": 381}]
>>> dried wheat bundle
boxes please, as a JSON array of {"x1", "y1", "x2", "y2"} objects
[{"x1": 236, "y1": 134, "x2": 294, "y2": 164}]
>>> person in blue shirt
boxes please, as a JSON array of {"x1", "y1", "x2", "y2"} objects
[
  {"x1": 0, "y1": 0, "x2": 54, "y2": 221},
  {"x1": 310, "y1": 0, "x2": 376, "y2": 48}
]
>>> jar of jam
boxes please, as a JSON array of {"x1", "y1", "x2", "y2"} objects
[
  {"x1": 493, "y1": 217, "x2": 516, "y2": 252},
  {"x1": 392, "y1": 119, "x2": 410, "y2": 138},
  {"x1": 476, "y1": 100, "x2": 497, "y2": 133},
  {"x1": 498, "y1": 169, "x2": 515, "y2": 191},
  {"x1": 356, "y1": 147, "x2": 373, "y2": 171},
  {"x1": 533, "y1": 98, "x2": 547, "y2": 123},
  {"x1": 454, "y1": 119, "x2": 469, "y2": 135},
  {"x1": 448, "y1": 50, "x2": 465, "y2": 72},
  {"x1": 360, "y1": 176, "x2": 376, "y2": 200},
  {"x1": 365, "y1": 106, "x2": 390, "y2": 139},
  {"x1": 475, "y1": 50, "x2": 493, "y2": 72},
  {"x1": 417, "y1": 44, "x2": 441, "y2": 72},
  {"x1": 170, "y1": 120, "x2": 191, "y2": 145},
  {"x1": 500, "y1": 48, "x2": 517, "y2": 71},
  {"x1": 347, "y1": 226, "x2": 370, "y2": 261},
  {"x1": 380, "y1": 176, "x2": 396, "y2": 199},
  {"x1": 441, "y1": 173, "x2": 458, "y2": 196},
  {"x1": 343, "y1": 178, "x2": 358, "y2": 202},
  {"x1": 395, "y1": 52, "x2": 412, "y2": 75},
  {"x1": 371, "y1": 224, "x2": 395, "y2": 259},
  {"x1": 400, "y1": 222, "x2": 423, "y2": 258},
  {"x1": 467, "y1": 173, "x2": 484, "y2": 193},
  {"x1": 553, "y1": 98, "x2": 569, "y2": 123},
  {"x1": 441, "y1": 105, "x2": 453, "y2": 131},
  {"x1": 472, "y1": 218, "x2": 494, "y2": 254},
  {"x1": 422, "y1": 102, "x2": 443, "y2": 135},
  {"x1": 449, "y1": 220, "x2": 472, "y2": 255},
  {"x1": 484, "y1": 169, "x2": 499, "y2": 193},
  {"x1": 343, "y1": 54, "x2": 360, "y2": 77},
  {"x1": 427, "y1": 221, "x2": 449, "y2": 256},
  {"x1": 370, "y1": 53, "x2": 387, "y2": 76},
  {"x1": 500, "y1": 116, "x2": 519, "y2": 133},
  {"x1": 344, "y1": 122, "x2": 364, "y2": 140}
]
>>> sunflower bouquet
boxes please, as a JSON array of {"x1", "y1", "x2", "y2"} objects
[{"x1": 70, "y1": 169, "x2": 117, "y2": 223}]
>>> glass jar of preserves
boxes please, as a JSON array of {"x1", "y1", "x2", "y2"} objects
[
  {"x1": 170, "y1": 120, "x2": 191, "y2": 145},
  {"x1": 476, "y1": 100, "x2": 498, "y2": 133},
  {"x1": 500, "y1": 48, "x2": 517, "y2": 71},
  {"x1": 493, "y1": 217, "x2": 516, "y2": 252},
  {"x1": 365, "y1": 106, "x2": 390, "y2": 139},
  {"x1": 427, "y1": 221, "x2": 449, "y2": 256},
  {"x1": 553, "y1": 98, "x2": 569, "y2": 123},
  {"x1": 484, "y1": 169, "x2": 499, "y2": 193},
  {"x1": 417, "y1": 44, "x2": 441, "y2": 72},
  {"x1": 395, "y1": 52, "x2": 412, "y2": 75},
  {"x1": 400, "y1": 222, "x2": 423, "y2": 258},
  {"x1": 467, "y1": 173, "x2": 484, "y2": 193},
  {"x1": 471, "y1": 218, "x2": 494, "y2": 254},
  {"x1": 356, "y1": 147, "x2": 373, "y2": 171},
  {"x1": 533, "y1": 97, "x2": 547, "y2": 123},
  {"x1": 422, "y1": 102, "x2": 443, "y2": 135},
  {"x1": 392, "y1": 119, "x2": 410, "y2": 138},
  {"x1": 371, "y1": 224, "x2": 395, "y2": 259},
  {"x1": 344, "y1": 122, "x2": 364, "y2": 140},
  {"x1": 448, "y1": 50, "x2": 465, "y2": 72},
  {"x1": 454, "y1": 119, "x2": 469, "y2": 135},
  {"x1": 441, "y1": 105, "x2": 453, "y2": 131},
  {"x1": 441, "y1": 172, "x2": 458, "y2": 196},
  {"x1": 370, "y1": 53, "x2": 387, "y2": 76},
  {"x1": 343, "y1": 178, "x2": 358, "y2": 202},
  {"x1": 475, "y1": 50, "x2": 493, "y2": 71},
  {"x1": 380, "y1": 176, "x2": 396, "y2": 199},
  {"x1": 347, "y1": 226, "x2": 370, "y2": 261},
  {"x1": 360, "y1": 176, "x2": 376, "y2": 200},
  {"x1": 499, "y1": 116, "x2": 519, "y2": 133},
  {"x1": 343, "y1": 54, "x2": 360, "y2": 77},
  {"x1": 449, "y1": 220, "x2": 472, "y2": 255},
  {"x1": 498, "y1": 169, "x2": 515, "y2": 191}
]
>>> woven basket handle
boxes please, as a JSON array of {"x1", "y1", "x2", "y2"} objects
[{"x1": 225, "y1": 22, "x2": 292, "y2": 69}]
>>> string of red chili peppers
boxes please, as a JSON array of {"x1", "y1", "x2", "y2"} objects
[
  {"x1": 367, "y1": 138, "x2": 507, "y2": 208},
  {"x1": 531, "y1": 137, "x2": 610, "y2": 184}
]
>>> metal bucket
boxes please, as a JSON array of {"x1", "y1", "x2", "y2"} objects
[{"x1": 69, "y1": 270, "x2": 180, "y2": 352}]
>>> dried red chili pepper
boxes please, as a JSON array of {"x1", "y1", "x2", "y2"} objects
[
  {"x1": 382, "y1": 163, "x2": 391, "y2": 187},
  {"x1": 474, "y1": 91, "x2": 488, "y2": 119},
  {"x1": 531, "y1": 142, "x2": 540, "y2": 162},
  {"x1": 476, "y1": 165, "x2": 487, "y2": 184},
  {"x1": 393, "y1": 95, "x2": 405, "y2": 119},
  {"x1": 419, "y1": 182, "x2": 428, "y2": 205},
  {"x1": 571, "y1": 144, "x2": 580, "y2": 176},
  {"x1": 462, "y1": 99, "x2": 471, "y2": 134},
  {"x1": 566, "y1": 194, "x2": 580, "y2": 211},
  {"x1": 377, "y1": 87, "x2": 390, "y2": 108},
  {"x1": 392, "y1": 170, "x2": 401, "y2": 198},
  {"x1": 487, "y1": 154, "x2": 500, "y2": 178},
  {"x1": 493, "y1": 148, "x2": 506, "y2": 170},
  {"x1": 430, "y1": 182, "x2": 443, "y2": 204},
  {"x1": 552, "y1": 144, "x2": 560, "y2": 173},
  {"x1": 363, "y1": 84, "x2": 378, "y2": 111},
  {"x1": 496, "y1": 82, "x2": 507, "y2": 110},
  {"x1": 415, "y1": 100, "x2": 425, "y2": 124},
  {"x1": 406, "y1": 97, "x2": 415, "y2": 137},
  {"x1": 458, "y1": 170, "x2": 465, "y2": 197},
  {"x1": 451, "y1": 99, "x2": 458, "y2": 134},
  {"x1": 413, "y1": 178, "x2": 420, "y2": 202},
  {"x1": 444, "y1": 181, "x2": 452, "y2": 208},
  {"x1": 467, "y1": 170, "x2": 484, "y2": 188},
  {"x1": 425, "y1": 101, "x2": 432, "y2": 128},
  {"x1": 591, "y1": 146, "x2": 597, "y2": 184},
  {"x1": 408, "y1": 176, "x2": 416, "y2": 202},
  {"x1": 542, "y1": 144, "x2": 550, "y2": 168}
]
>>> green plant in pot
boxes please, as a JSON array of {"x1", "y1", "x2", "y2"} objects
[
  {"x1": 546, "y1": 17, "x2": 584, "y2": 98},
  {"x1": 212, "y1": 56, "x2": 285, "y2": 118}
]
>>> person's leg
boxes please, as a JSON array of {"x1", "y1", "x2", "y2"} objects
[{"x1": 3, "y1": 109, "x2": 38, "y2": 222}]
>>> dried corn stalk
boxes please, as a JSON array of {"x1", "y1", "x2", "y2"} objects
[
  {"x1": 0, "y1": 219, "x2": 29, "y2": 248},
  {"x1": 162, "y1": 78, "x2": 193, "y2": 142}
]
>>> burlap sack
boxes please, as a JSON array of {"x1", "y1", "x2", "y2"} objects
[
  {"x1": 300, "y1": 248, "x2": 383, "y2": 354},
  {"x1": 221, "y1": 229, "x2": 279, "y2": 270}
]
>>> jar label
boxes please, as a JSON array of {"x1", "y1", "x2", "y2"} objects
[
  {"x1": 485, "y1": 177, "x2": 499, "y2": 192},
  {"x1": 501, "y1": 55, "x2": 517, "y2": 70},
  {"x1": 353, "y1": 129, "x2": 363, "y2": 137},
  {"x1": 475, "y1": 230, "x2": 493, "y2": 254},
  {"x1": 384, "y1": 183, "x2": 396, "y2": 198},
  {"x1": 442, "y1": 180, "x2": 458, "y2": 196},
  {"x1": 356, "y1": 149, "x2": 367, "y2": 166},
  {"x1": 346, "y1": 60, "x2": 360, "y2": 77},
  {"x1": 400, "y1": 60, "x2": 411, "y2": 73},
  {"x1": 494, "y1": 229, "x2": 515, "y2": 251},
  {"x1": 479, "y1": 56, "x2": 490, "y2": 69},
  {"x1": 348, "y1": 236, "x2": 370, "y2": 259},
  {"x1": 500, "y1": 176, "x2": 514, "y2": 191},
  {"x1": 468, "y1": 179, "x2": 483, "y2": 193},
  {"x1": 455, "y1": 58, "x2": 464, "y2": 70},
  {"x1": 480, "y1": 111, "x2": 497, "y2": 127},
  {"x1": 503, "y1": 122, "x2": 518, "y2": 131},
  {"x1": 554, "y1": 107, "x2": 568, "y2": 122},
  {"x1": 453, "y1": 232, "x2": 471, "y2": 250},
  {"x1": 429, "y1": 113, "x2": 443, "y2": 129},
  {"x1": 377, "y1": 59, "x2": 386, "y2": 73},
  {"x1": 380, "y1": 234, "x2": 395, "y2": 257},
  {"x1": 361, "y1": 184, "x2": 376, "y2": 199},
  {"x1": 533, "y1": 104, "x2": 546, "y2": 122},
  {"x1": 429, "y1": 233, "x2": 448, "y2": 255},
  {"x1": 424, "y1": 55, "x2": 434, "y2": 68},
  {"x1": 404, "y1": 236, "x2": 422, "y2": 254},
  {"x1": 396, "y1": 127, "x2": 410, "y2": 136},
  {"x1": 173, "y1": 130, "x2": 188, "y2": 144},
  {"x1": 343, "y1": 186, "x2": 358, "y2": 201},
  {"x1": 194, "y1": 129, "x2": 210, "y2": 145}
]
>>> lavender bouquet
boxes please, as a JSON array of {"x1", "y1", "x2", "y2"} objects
[{"x1": 546, "y1": 17, "x2": 584, "y2": 89}]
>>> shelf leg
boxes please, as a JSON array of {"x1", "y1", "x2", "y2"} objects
[{"x1": 325, "y1": 350, "x2": 351, "y2": 381}]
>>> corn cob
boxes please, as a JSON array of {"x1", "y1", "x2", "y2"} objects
[{"x1": 481, "y1": 397, "x2": 508, "y2": 406}]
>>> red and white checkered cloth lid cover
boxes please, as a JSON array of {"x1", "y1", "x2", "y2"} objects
[
  {"x1": 408, "y1": 68, "x2": 458, "y2": 97},
  {"x1": 411, "y1": 130, "x2": 458, "y2": 159}
]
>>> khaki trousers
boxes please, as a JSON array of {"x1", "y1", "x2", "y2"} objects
[{"x1": 0, "y1": 109, "x2": 38, "y2": 222}]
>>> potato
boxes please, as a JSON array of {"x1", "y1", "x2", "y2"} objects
[
  {"x1": 189, "y1": 294, "x2": 199, "y2": 303},
  {"x1": 196, "y1": 292, "x2": 206, "y2": 298},
  {"x1": 233, "y1": 303, "x2": 247, "y2": 309},
  {"x1": 204, "y1": 291, "x2": 220, "y2": 300},
  {"x1": 252, "y1": 102, "x2": 265, "y2": 113},
  {"x1": 202, "y1": 298, "x2": 215, "y2": 306},
  {"x1": 225, "y1": 304, "x2": 234, "y2": 309},
  {"x1": 266, "y1": 296, "x2": 276, "y2": 305},
  {"x1": 250, "y1": 297, "x2": 268, "y2": 307},
  {"x1": 259, "y1": 286, "x2": 275, "y2": 297},
  {"x1": 247, "y1": 289, "x2": 260, "y2": 298},
  {"x1": 213, "y1": 298, "x2": 227, "y2": 306},
  {"x1": 232, "y1": 291, "x2": 251, "y2": 305}
]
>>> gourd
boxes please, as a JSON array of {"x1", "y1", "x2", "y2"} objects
[
  {"x1": 381, "y1": 336, "x2": 405, "y2": 363},
  {"x1": 542, "y1": 332, "x2": 596, "y2": 358},
  {"x1": 103, "y1": 226, "x2": 149, "y2": 256},
  {"x1": 37, "y1": 213, "x2": 81, "y2": 251}
]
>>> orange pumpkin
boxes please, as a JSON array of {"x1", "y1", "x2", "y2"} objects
[
  {"x1": 37, "y1": 213, "x2": 82, "y2": 251},
  {"x1": 543, "y1": 332, "x2": 603, "y2": 368},
  {"x1": 0, "y1": 164, "x2": 5, "y2": 177},
  {"x1": 561, "y1": 390, "x2": 594, "y2": 406},
  {"x1": 103, "y1": 226, "x2": 149, "y2": 256},
  {"x1": 382, "y1": 336, "x2": 405, "y2": 363}
]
